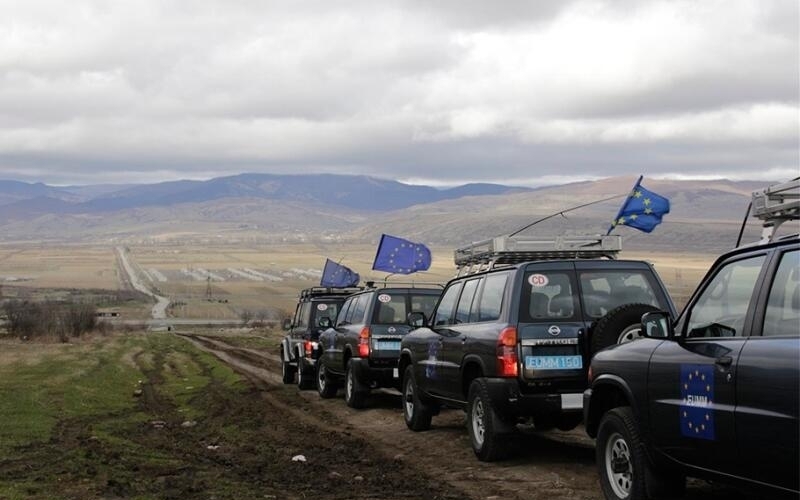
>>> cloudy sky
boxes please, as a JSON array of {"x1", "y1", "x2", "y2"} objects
[{"x1": 1, "y1": 0, "x2": 798, "y2": 187}]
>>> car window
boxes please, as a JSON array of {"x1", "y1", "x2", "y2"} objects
[
  {"x1": 297, "y1": 302, "x2": 312, "y2": 328},
  {"x1": 520, "y1": 271, "x2": 575, "y2": 322},
  {"x1": 579, "y1": 270, "x2": 661, "y2": 319},
  {"x1": 477, "y1": 273, "x2": 507, "y2": 322},
  {"x1": 373, "y1": 292, "x2": 408, "y2": 324},
  {"x1": 434, "y1": 283, "x2": 462, "y2": 326},
  {"x1": 455, "y1": 278, "x2": 481, "y2": 324},
  {"x1": 350, "y1": 294, "x2": 370, "y2": 324},
  {"x1": 685, "y1": 254, "x2": 766, "y2": 338},
  {"x1": 410, "y1": 294, "x2": 438, "y2": 319},
  {"x1": 337, "y1": 297, "x2": 354, "y2": 326},
  {"x1": 311, "y1": 301, "x2": 341, "y2": 328},
  {"x1": 763, "y1": 249, "x2": 800, "y2": 337}
]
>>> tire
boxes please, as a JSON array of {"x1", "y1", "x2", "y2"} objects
[
  {"x1": 403, "y1": 365, "x2": 433, "y2": 431},
  {"x1": 467, "y1": 378, "x2": 514, "y2": 462},
  {"x1": 591, "y1": 303, "x2": 659, "y2": 354},
  {"x1": 316, "y1": 359, "x2": 338, "y2": 399},
  {"x1": 297, "y1": 357, "x2": 314, "y2": 390},
  {"x1": 597, "y1": 407, "x2": 685, "y2": 500},
  {"x1": 344, "y1": 360, "x2": 369, "y2": 409},
  {"x1": 281, "y1": 353, "x2": 296, "y2": 385}
]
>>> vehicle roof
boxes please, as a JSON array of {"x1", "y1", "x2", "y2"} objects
[
  {"x1": 452, "y1": 258, "x2": 656, "y2": 280},
  {"x1": 299, "y1": 286, "x2": 363, "y2": 300},
  {"x1": 713, "y1": 233, "x2": 799, "y2": 264},
  {"x1": 352, "y1": 286, "x2": 442, "y2": 296}
]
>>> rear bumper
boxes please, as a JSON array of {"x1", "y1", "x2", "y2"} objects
[
  {"x1": 350, "y1": 357, "x2": 400, "y2": 388},
  {"x1": 483, "y1": 378, "x2": 584, "y2": 418}
]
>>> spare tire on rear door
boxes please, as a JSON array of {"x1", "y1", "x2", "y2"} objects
[{"x1": 590, "y1": 303, "x2": 659, "y2": 354}]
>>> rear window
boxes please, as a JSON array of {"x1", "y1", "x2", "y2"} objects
[
  {"x1": 310, "y1": 301, "x2": 341, "y2": 327},
  {"x1": 374, "y1": 292, "x2": 440, "y2": 325},
  {"x1": 520, "y1": 271, "x2": 577, "y2": 322},
  {"x1": 579, "y1": 270, "x2": 662, "y2": 319}
]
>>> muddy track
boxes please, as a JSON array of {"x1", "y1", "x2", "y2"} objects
[
  {"x1": 178, "y1": 333, "x2": 768, "y2": 500},
  {"x1": 179, "y1": 332, "x2": 603, "y2": 500}
]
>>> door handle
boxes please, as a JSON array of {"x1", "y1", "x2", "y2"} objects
[{"x1": 715, "y1": 356, "x2": 733, "y2": 367}]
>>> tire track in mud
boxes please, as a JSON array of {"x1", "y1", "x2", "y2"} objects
[
  {"x1": 178, "y1": 334, "x2": 761, "y2": 500},
  {"x1": 178, "y1": 333, "x2": 604, "y2": 500}
]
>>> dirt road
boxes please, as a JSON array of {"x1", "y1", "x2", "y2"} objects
[
  {"x1": 180, "y1": 333, "x2": 761, "y2": 500},
  {"x1": 116, "y1": 246, "x2": 170, "y2": 319}
]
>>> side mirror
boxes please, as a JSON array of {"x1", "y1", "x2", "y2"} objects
[
  {"x1": 318, "y1": 317, "x2": 332, "y2": 329},
  {"x1": 407, "y1": 312, "x2": 426, "y2": 329},
  {"x1": 282, "y1": 318, "x2": 293, "y2": 331},
  {"x1": 641, "y1": 311, "x2": 673, "y2": 339}
]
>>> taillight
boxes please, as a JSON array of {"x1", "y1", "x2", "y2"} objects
[
  {"x1": 358, "y1": 326, "x2": 371, "y2": 357},
  {"x1": 587, "y1": 366, "x2": 593, "y2": 384},
  {"x1": 496, "y1": 326, "x2": 518, "y2": 377},
  {"x1": 304, "y1": 340, "x2": 313, "y2": 356}
]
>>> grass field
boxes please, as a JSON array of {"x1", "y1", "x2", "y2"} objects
[
  {"x1": 0, "y1": 332, "x2": 249, "y2": 499},
  {"x1": 0, "y1": 243, "x2": 714, "y2": 321}
]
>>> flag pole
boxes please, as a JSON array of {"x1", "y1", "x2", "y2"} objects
[{"x1": 606, "y1": 175, "x2": 643, "y2": 235}]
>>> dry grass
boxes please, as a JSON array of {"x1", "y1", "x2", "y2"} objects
[{"x1": 1, "y1": 243, "x2": 715, "y2": 320}]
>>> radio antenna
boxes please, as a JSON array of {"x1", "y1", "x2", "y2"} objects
[{"x1": 509, "y1": 193, "x2": 627, "y2": 237}]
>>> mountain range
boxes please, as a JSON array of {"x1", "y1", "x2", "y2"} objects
[{"x1": 0, "y1": 173, "x2": 791, "y2": 253}]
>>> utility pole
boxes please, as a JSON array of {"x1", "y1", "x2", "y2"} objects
[{"x1": 205, "y1": 276, "x2": 213, "y2": 301}]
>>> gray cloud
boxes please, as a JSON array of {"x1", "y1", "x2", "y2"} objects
[{"x1": 0, "y1": 0, "x2": 797, "y2": 186}]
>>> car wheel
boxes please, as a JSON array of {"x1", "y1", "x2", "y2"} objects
[
  {"x1": 297, "y1": 358, "x2": 314, "y2": 390},
  {"x1": 597, "y1": 407, "x2": 685, "y2": 500},
  {"x1": 281, "y1": 353, "x2": 296, "y2": 385},
  {"x1": 467, "y1": 378, "x2": 513, "y2": 462},
  {"x1": 591, "y1": 303, "x2": 659, "y2": 354},
  {"x1": 316, "y1": 359, "x2": 337, "y2": 398},
  {"x1": 403, "y1": 365, "x2": 432, "y2": 431},
  {"x1": 344, "y1": 360, "x2": 369, "y2": 409}
]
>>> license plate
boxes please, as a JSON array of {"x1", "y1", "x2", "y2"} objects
[
  {"x1": 525, "y1": 355, "x2": 583, "y2": 370},
  {"x1": 375, "y1": 340, "x2": 401, "y2": 351}
]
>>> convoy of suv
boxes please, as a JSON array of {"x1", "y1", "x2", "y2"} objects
[{"x1": 278, "y1": 179, "x2": 799, "y2": 500}]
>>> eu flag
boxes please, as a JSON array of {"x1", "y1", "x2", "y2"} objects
[
  {"x1": 320, "y1": 259, "x2": 360, "y2": 287},
  {"x1": 607, "y1": 176, "x2": 670, "y2": 234},
  {"x1": 679, "y1": 364, "x2": 715, "y2": 440},
  {"x1": 372, "y1": 234, "x2": 432, "y2": 275}
]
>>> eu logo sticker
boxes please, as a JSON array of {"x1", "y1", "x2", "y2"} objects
[
  {"x1": 679, "y1": 364, "x2": 715, "y2": 440},
  {"x1": 426, "y1": 340, "x2": 439, "y2": 379}
]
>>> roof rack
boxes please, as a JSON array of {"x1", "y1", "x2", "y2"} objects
[
  {"x1": 363, "y1": 280, "x2": 444, "y2": 289},
  {"x1": 299, "y1": 286, "x2": 363, "y2": 299},
  {"x1": 750, "y1": 178, "x2": 800, "y2": 243},
  {"x1": 454, "y1": 234, "x2": 622, "y2": 275}
]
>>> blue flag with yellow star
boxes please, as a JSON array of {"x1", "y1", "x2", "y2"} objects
[
  {"x1": 607, "y1": 176, "x2": 670, "y2": 234},
  {"x1": 372, "y1": 234, "x2": 432, "y2": 275},
  {"x1": 679, "y1": 364, "x2": 715, "y2": 440},
  {"x1": 320, "y1": 258, "x2": 360, "y2": 287}
]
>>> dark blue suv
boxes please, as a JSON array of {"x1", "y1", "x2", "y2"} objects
[{"x1": 584, "y1": 179, "x2": 799, "y2": 500}]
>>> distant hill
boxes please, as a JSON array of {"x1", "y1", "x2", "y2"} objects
[
  {"x1": 0, "y1": 174, "x2": 529, "y2": 214},
  {"x1": 0, "y1": 173, "x2": 792, "y2": 253}
]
